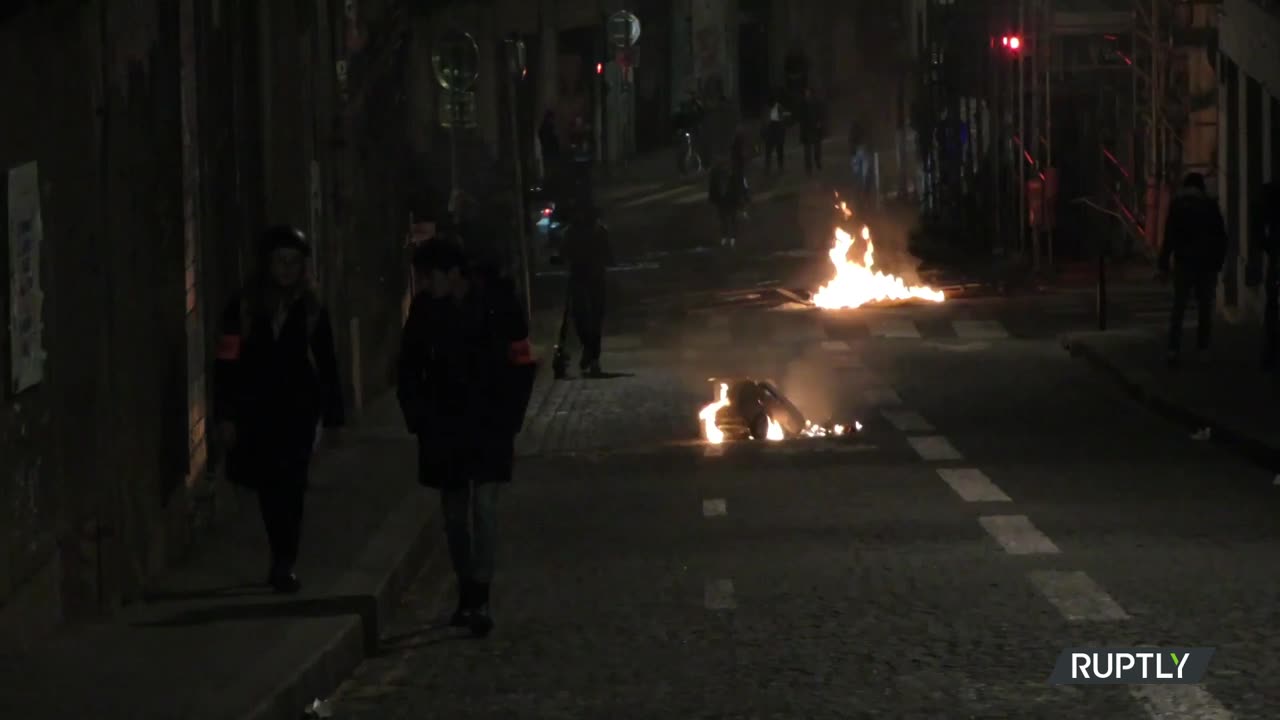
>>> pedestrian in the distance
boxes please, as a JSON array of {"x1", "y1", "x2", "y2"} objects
[
  {"x1": 214, "y1": 225, "x2": 345, "y2": 594},
  {"x1": 397, "y1": 241, "x2": 536, "y2": 637},
  {"x1": 799, "y1": 87, "x2": 826, "y2": 176},
  {"x1": 1158, "y1": 172, "x2": 1228, "y2": 368},
  {"x1": 709, "y1": 152, "x2": 747, "y2": 249},
  {"x1": 563, "y1": 203, "x2": 613, "y2": 376},
  {"x1": 763, "y1": 93, "x2": 786, "y2": 175}
]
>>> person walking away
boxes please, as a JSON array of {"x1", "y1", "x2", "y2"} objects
[
  {"x1": 563, "y1": 204, "x2": 613, "y2": 375},
  {"x1": 1158, "y1": 172, "x2": 1228, "y2": 368},
  {"x1": 709, "y1": 156, "x2": 746, "y2": 249},
  {"x1": 799, "y1": 88, "x2": 826, "y2": 176},
  {"x1": 214, "y1": 226, "x2": 344, "y2": 594},
  {"x1": 397, "y1": 241, "x2": 537, "y2": 637},
  {"x1": 763, "y1": 94, "x2": 786, "y2": 175},
  {"x1": 1252, "y1": 181, "x2": 1280, "y2": 369}
]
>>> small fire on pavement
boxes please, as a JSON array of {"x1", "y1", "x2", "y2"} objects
[
  {"x1": 699, "y1": 380, "x2": 862, "y2": 445},
  {"x1": 811, "y1": 201, "x2": 946, "y2": 310}
]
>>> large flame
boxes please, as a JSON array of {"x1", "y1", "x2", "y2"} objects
[
  {"x1": 700, "y1": 383, "x2": 731, "y2": 444},
  {"x1": 765, "y1": 416, "x2": 785, "y2": 441},
  {"x1": 811, "y1": 203, "x2": 945, "y2": 310}
]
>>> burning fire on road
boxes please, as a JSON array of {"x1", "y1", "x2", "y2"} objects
[
  {"x1": 699, "y1": 380, "x2": 862, "y2": 445},
  {"x1": 811, "y1": 201, "x2": 946, "y2": 310}
]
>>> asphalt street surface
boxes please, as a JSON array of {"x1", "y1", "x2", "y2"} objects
[{"x1": 328, "y1": 259, "x2": 1278, "y2": 718}]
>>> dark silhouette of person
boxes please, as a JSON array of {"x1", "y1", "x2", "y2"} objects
[{"x1": 1158, "y1": 172, "x2": 1228, "y2": 367}]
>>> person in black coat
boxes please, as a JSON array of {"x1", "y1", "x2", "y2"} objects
[
  {"x1": 1158, "y1": 172, "x2": 1229, "y2": 367},
  {"x1": 397, "y1": 241, "x2": 536, "y2": 637},
  {"x1": 799, "y1": 87, "x2": 826, "y2": 176},
  {"x1": 213, "y1": 225, "x2": 344, "y2": 594},
  {"x1": 563, "y1": 204, "x2": 614, "y2": 375}
]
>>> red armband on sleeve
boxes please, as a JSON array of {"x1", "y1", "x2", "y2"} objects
[
  {"x1": 215, "y1": 334, "x2": 242, "y2": 360},
  {"x1": 508, "y1": 338, "x2": 535, "y2": 366}
]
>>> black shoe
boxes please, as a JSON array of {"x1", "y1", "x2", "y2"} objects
[
  {"x1": 450, "y1": 581, "x2": 475, "y2": 627},
  {"x1": 469, "y1": 583, "x2": 493, "y2": 637},
  {"x1": 585, "y1": 361, "x2": 603, "y2": 377},
  {"x1": 270, "y1": 572, "x2": 301, "y2": 594}
]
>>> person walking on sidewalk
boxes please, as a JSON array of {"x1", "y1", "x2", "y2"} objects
[
  {"x1": 799, "y1": 87, "x2": 826, "y2": 177},
  {"x1": 397, "y1": 240, "x2": 537, "y2": 637},
  {"x1": 1253, "y1": 181, "x2": 1280, "y2": 369},
  {"x1": 1158, "y1": 172, "x2": 1228, "y2": 368},
  {"x1": 563, "y1": 203, "x2": 613, "y2": 376},
  {"x1": 214, "y1": 225, "x2": 345, "y2": 594}
]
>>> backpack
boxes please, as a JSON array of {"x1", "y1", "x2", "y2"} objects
[{"x1": 240, "y1": 292, "x2": 322, "y2": 376}]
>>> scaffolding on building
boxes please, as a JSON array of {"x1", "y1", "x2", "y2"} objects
[{"x1": 1045, "y1": 0, "x2": 1220, "y2": 261}]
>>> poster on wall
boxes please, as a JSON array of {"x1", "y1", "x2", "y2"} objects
[{"x1": 7, "y1": 161, "x2": 46, "y2": 395}]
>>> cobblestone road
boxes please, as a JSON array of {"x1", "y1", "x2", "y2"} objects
[{"x1": 329, "y1": 292, "x2": 1278, "y2": 718}]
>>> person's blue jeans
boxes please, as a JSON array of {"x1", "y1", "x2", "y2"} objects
[{"x1": 441, "y1": 480, "x2": 500, "y2": 584}]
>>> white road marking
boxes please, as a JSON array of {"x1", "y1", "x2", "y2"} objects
[
  {"x1": 938, "y1": 468, "x2": 1011, "y2": 502},
  {"x1": 907, "y1": 435, "x2": 963, "y2": 461},
  {"x1": 952, "y1": 319, "x2": 1010, "y2": 339},
  {"x1": 979, "y1": 515, "x2": 1059, "y2": 554},
  {"x1": 1131, "y1": 685, "x2": 1235, "y2": 720},
  {"x1": 881, "y1": 409, "x2": 934, "y2": 433},
  {"x1": 704, "y1": 579, "x2": 736, "y2": 610},
  {"x1": 1028, "y1": 570, "x2": 1130, "y2": 621},
  {"x1": 863, "y1": 387, "x2": 902, "y2": 406},
  {"x1": 820, "y1": 340, "x2": 851, "y2": 352},
  {"x1": 869, "y1": 318, "x2": 921, "y2": 338},
  {"x1": 702, "y1": 498, "x2": 727, "y2": 517}
]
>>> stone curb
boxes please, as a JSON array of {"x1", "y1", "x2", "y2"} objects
[
  {"x1": 239, "y1": 444, "x2": 445, "y2": 720},
  {"x1": 1062, "y1": 334, "x2": 1280, "y2": 474}
]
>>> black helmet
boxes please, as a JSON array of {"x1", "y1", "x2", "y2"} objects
[{"x1": 260, "y1": 225, "x2": 310, "y2": 257}]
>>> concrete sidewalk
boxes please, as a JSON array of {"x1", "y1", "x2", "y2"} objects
[
  {"x1": 0, "y1": 357, "x2": 559, "y2": 720},
  {"x1": 1063, "y1": 320, "x2": 1280, "y2": 476}
]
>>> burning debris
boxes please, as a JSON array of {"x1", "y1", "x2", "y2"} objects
[
  {"x1": 811, "y1": 201, "x2": 946, "y2": 310},
  {"x1": 699, "y1": 379, "x2": 862, "y2": 445}
]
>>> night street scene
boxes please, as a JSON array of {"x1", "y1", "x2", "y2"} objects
[{"x1": 3, "y1": 0, "x2": 1280, "y2": 718}]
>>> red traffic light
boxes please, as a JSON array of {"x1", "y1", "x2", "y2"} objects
[
  {"x1": 1009, "y1": 36, "x2": 1021, "y2": 50},
  {"x1": 1001, "y1": 36, "x2": 1009, "y2": 46},
  {"x1": 596, "y1": 62, "x2": 603, "y2": 74}
]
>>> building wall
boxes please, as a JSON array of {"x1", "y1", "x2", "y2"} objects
[
  {"x1": 1217, "y1": 0, "x2": 1278, "y2": 321},
  {"x1": 0, "y1": 0, "x2": 416, "y2": 642}
]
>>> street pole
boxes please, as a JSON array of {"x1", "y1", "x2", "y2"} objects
[
  {"x1": 505, "y1": 38, "x2": 532, "y2": 321},
  {"x1": 1044, "y1": 18, "x2": 1053, "y2": 270},
  {"x1": 449, "y1": 95, "x2": 460, "y2": 208},
  {"x1": 1029, "y1": 0, "x2": 1040, "y2": 273},
  {"x1": 1017, "y1": 0, "x2": 1026, "y2": 262}
]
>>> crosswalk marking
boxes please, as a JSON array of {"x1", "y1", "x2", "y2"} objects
[
  {"x1": 952, "y1": 320, "x2": 1009, "y2": 340},
  {"x1": 868, "y1": 318, "x2": 921, "y2": 338},
  {"x1": 820, "y1": 340, "x2": 851, "y2": 352},
  {"x1": 702, "y1": 498, "x2": 727, "y2": 517}
]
